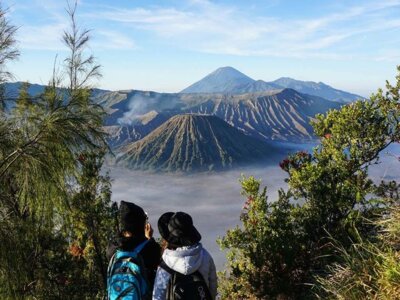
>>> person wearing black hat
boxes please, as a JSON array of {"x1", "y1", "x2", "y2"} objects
[
  {"x1": 107, "y1": 201, "x2": 161, "y2": 291},
  {"x1": 153, "y1": 212, "x2": 217, "y2": 300}
]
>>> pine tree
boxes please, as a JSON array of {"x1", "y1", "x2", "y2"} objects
[{"x1": 0, "y1": 1, "x2": 114, "y2": 298}]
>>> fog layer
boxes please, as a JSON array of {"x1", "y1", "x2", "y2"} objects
[{"x1": 109, "y1": 143, "x2": 400, "y2": 270}]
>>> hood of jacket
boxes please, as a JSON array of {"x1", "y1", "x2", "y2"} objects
[{"x1": 162, "y1": 243, "x2": 204, "y2": 275}]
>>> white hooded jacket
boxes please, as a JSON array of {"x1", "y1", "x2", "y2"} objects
[{"x1": 152, "y1": 243, "x2": 217, "y2": 300}]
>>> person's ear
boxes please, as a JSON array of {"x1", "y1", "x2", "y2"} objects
[{"x1": 122, "y1": 230, "x2": 133, "y2": 238}]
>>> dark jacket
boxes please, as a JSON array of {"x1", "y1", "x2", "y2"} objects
[{"x1": 107, "y1": 235, "x2": 162, "y2": 290}]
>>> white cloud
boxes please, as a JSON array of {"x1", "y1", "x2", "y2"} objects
[
  {"x1": 17, "y1": 23, "x2": 66, "y2": 50},
  {"x1": 94, "y1": 30, "x2": 136, "y2": 50},
  {"x1": 7, "y1": 0, "x2": 400, "y2": 59},
  {"x1": 13, "y1": 1, "x2": 136, "y2": 51},
  {"x1": 87, "y1": 0, "x2": 400, "y2": 59}
]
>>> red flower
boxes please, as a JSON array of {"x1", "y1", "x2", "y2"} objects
[
  {"x1": 69, "y1": 243, "x2": 84, "y2": 258},
  {"x1": 279, "y1": 159, "x2": 290, "y2": 171}
]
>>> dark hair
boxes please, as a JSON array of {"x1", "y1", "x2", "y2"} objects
[
  {"x1": 161, "y1": 238, "x2": 177, "y2": 251},
  {"x1": 119, "y1": 201, "x2": 146, "y2": 237}
]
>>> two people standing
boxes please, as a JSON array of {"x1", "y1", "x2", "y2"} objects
[{"x1": 107, "y1": 201, "x2": 217, "y2": 300}]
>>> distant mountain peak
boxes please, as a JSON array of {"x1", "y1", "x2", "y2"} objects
[
  {"x1": 180, "y1": 67, "x2": 254, "y2": 94},
  {"x1": 210, "y1": 66, "x2": 251, "y2": 77},
  {"x1": 217, "y1": 66, "x2": 238, "y2": 70}
]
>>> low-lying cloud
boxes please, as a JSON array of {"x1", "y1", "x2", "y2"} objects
[
  {"x1": 109, "y1": 144, "x2": 400, "y2": 269},
  {"x1": 110, "y1": 163, "x2": 288, "y2": 269}
]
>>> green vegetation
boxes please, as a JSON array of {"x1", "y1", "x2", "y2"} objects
[
  {"x1": 1, "y1": 0, "x2": 400, "y2": 298},
  {"x1": 219, "y1": 67, "x2": 400, "y2": 299},
  {"x1": 315, "y1": 205, "x2": 400, "y2": 299},
  {"x1": 0, "y1": 2, "x2": 114, "y2": 299}
]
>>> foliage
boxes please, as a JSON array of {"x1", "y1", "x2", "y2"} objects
[
  {"x1": 61, "y1": 150, "x2": 114, "y2": 297},
  {"x1": 219, "y1": 66, "x2": 400, "y2": 299},
  {"x1": 315, "y1": 205, "x2": 400, "y2": 299},
  {"x1": 315, "y1": 167, "x2": 400, "y2": 299},
  {"x1": 63, "y1": 1, "x2": 101, "y2": 92},
  {"x1": 0, "y1": 5, "x2": 18, "y2": 83},
  {"x1": 218, "y1": 177, "x2": 304, "y2": 299},
  {"x1": 0, "y1": 2, "x2": 114, "y2": 299}
]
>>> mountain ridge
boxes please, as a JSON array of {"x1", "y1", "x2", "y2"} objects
[
  {"x1": 2, "y1": 67, "x2": 363, "y2": 104},
  {"x1": 1, "y1": 81, "x2": 343, "y2": 146},
  {"x1": 90, "y1": 87, "x2": 344, "y2": 147},
  {"x1": 180, "y1": 66, "x2": 363, "y2": 103},
  {"x1": 272, "y1": 77, "x2": 362, "y2": 103}
]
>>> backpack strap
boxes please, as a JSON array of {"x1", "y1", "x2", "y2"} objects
[
  {"x1": 115, "y1": 239, "x2": 150, "y2": 260},
  {"x1": 159, "y1": 259, "x2": 176, "y2": 300},
  {"x1": 159, "y1": 259, "x2": 175, "y2": 275}
]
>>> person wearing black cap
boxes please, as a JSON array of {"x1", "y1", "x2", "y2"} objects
[
  {"x1": 107, "y1": 201, "x2": 161, "y2": 291},
  {"x1": 153, "y1": 211, "x2": 217, "y2": 300}
]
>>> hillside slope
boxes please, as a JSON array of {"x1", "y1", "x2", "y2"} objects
[
  {"x1": 116, "y1": 114, "x2": 280, "y2": 172},
  {"x1": 184, "y1": 89, "x2": 342, "y2": 141}
]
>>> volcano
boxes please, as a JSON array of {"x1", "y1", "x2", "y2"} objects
[{"x1": 116, "y1": 114, "x2": 281, "y2": 172}]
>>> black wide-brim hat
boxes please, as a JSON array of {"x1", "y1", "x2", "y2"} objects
[{"x1": 158, "y1": 212, "x2": 201, "y2": 247}]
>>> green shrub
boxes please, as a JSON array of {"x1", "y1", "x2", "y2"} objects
[{"x1": 219, "y1": 67, "x2": 400, "y2": 299}]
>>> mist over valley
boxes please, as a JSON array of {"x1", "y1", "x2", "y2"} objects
[{"x1": 109, "y1": 143, "x2": 400, "y2": 269}]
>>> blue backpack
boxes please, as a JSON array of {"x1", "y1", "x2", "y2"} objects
[{"x1": 107, "y1": 240, "x2": 150, "y2": 300}]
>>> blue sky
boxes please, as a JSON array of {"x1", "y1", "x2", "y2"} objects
[{"x1": 3, "y1": 0, "x2": 400, "y2": 96}]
